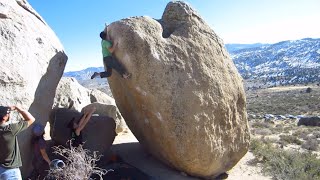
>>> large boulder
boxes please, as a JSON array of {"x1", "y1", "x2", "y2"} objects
[
  {"x1": 106, "y1": 1, "x2": 250, "y2": 178},
  {"x1": 298, "y1": 116, "x2": 320, "y2": 127},
  {"x1": 49, "y1": 108, "x2": 116, "y2": 155},
  {"x1": 82, "y1": 102, "x2": 127, "y2": 133},
  {"x1": 53, "y1": 77, "x2": 92, "y2": 111},
  {"x1": 53, "y1": 77, "x2": 127, "y2": 133},
  {"x1": 0, "y1": 0, "x2": 67, "y2": 176}
]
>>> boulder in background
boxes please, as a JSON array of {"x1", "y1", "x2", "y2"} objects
[{"x1": 0, "y1": 0, "x2": 67, "y2": 176}]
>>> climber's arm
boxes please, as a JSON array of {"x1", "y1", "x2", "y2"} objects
[
  {"x1": 75, "y1": 107, "x2": 96, "y2": 135},
  {"x1": 40, "y1": 148, "x2": 51, "y2": 164},
  {"x1": 108, "y1": 42, "x2": 118, "y2": 53}
]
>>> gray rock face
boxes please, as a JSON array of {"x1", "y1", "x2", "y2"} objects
[
  {"x1": 53, "y1": 77, "x2": 127, "y2": 133},
  {"x1": 106, "y1": 1, "x2": 250, "y2": 178},
  {"x1": 82, "y1": 102, "x2": 127, "y2": 134},
  {"x1": 298, "y1": 116, "x2": 320, "y2": 127},
  {"x1": 0, "y1": 0, "x2": 67, "y2": 176},
  {"x1": 53, "y1": 77, "x2": 92, "y2": 111},
  {"x1": 49, "y1": 108, "x2": 116, "y2": 155}
]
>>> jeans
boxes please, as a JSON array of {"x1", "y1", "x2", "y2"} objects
[
  {"x1": 0, "y1": 166, "x2": 22, "y2": 180},
  {"x1": 100, "y1": 56, "x2": 127, "y2": 78}
]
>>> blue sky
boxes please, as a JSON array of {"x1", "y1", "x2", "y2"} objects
[{"x1": 27, "y1": 0, "x2": 320, "y2": 72}]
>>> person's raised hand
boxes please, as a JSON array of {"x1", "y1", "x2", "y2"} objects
[{"x1": 10, "y1": 106, "x2": 16, "y2": 111}]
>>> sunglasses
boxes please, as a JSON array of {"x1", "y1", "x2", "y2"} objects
[
  {"x1": 0, "y1": 109, "x2": 10, "y2": 119},
  {"x1": 6, "y1": 109, "x2": 11, "y2": 114}
]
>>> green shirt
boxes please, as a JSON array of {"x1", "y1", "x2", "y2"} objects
[
  {"x1": 0, "y1": 121, "x2": 28, "y2": 168},
  {"x1": 101, "y1": 40, "x2": 112, "y2": 57}
]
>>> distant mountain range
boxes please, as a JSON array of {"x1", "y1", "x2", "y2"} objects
[
  {"x1": 226, "y1": 38, "x2": 320, "y2": 88},
  {"x1": 64, "y1": 67, "x2": 104, "y2": 81},
  {"x1": 64, "y1": 67, "x2": 112, "y2": 96},
  {"x1": 64, "y1": 38, "x2": 320, "y2": 91}
]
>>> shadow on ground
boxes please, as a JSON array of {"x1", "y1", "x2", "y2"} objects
[{"x1": 109, "y1": 142, "x2": 200, "y2": 180}]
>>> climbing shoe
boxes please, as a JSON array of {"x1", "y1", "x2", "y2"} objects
[{"x1": 91, "y1": 72, "x2": 99, "y2": 79}]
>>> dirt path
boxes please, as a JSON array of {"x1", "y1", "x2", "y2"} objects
[{"x1": 227, "y1": 152, "x2": 271, "y2": 180}]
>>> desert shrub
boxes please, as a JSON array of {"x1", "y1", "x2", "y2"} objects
[
  {"x1": 47, "y1": 144, "x2": 107, "y2": 180},
  {"x1": 250, "y1": 121, "x2": 272, "y2": 129},
  {"x1": 279, "y1": 135, "x2": 302, "y2": 145},
  {"x1": 250, "y1": 139, "x2": 320, "y2": 180},
  {"x1": 292, "y1": 129, "x2": 310, "y2": 140},
  {"x1": 260, "y1": 136, "x2": 278, "y2": 144},
  {"x1": 313, "y1": 130, "x2": 320, "y2": 138},
  {"x1": 265, "y1": 150, "x2": 320, "y2": 180},
  {"x1": 301, "y1": 138, "x2": 319, "y2": 151},
  {"x1": 283, "y1": 126, "x2": 294, "y2": 133},
  {"x1": 253, "y1": 128, "x2": 273, "y2": 136},
  {"x1": 250, "y1": 138, "x2": 277, "y2": 162},
  {"x1": 271, "y1": 125, "x2": 284, "y2": 134}
]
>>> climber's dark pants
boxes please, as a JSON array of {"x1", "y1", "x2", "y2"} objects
[{"x1": 100, "y1": 56, "x2": 127, "y2": 78}]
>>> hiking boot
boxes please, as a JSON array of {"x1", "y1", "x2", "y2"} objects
[
  {"x1": 122, "y1": 73, "x2": 132, "y2": 79},
  {"x1": 91, "y1": 72, "x2": 100, "y2": 79},
  {"x1": 216, "y1": 172, "x2": 228, "y2": 179},
  {"x1": 67, "y1": 100, "x2": 74, "y2": 109}
]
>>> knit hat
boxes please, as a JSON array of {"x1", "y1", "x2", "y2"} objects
[
  {"x1": 32, "y1": 123, "x2": 44, "y2": 136},
  {"x1": 0, "y1": 106, "x2": 11, "y2": 118}
]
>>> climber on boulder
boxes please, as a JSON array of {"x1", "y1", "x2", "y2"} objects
[{"x1": 91, "y1": 28, "x2": 131, "y2": 79}]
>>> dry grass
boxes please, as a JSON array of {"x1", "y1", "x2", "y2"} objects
[
  {"x1": 247, "y1": 84, "x2": 320, "y2": 179},
  {"x1": 246, "y1": 84, "x2": 320, "y2": 116},
  {"x1": 250, "y1": 138, "x2": 320, "y2": 180},
  {"x1": 249, "y1": 120, "x2": 319, "y2": 153}
]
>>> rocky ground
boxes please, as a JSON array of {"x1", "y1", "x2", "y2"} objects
[
  {"x1": 42, "y1": 84, "x2": 319, "y2": 179},
  {"x1": 108, "y1": 84, "x2": 320, "y2": 179},
  {"x1": 111, "y1": 129, "x2": 272, "y2": 180},
  {"x1": 44, "y1": 119, "x2": 318, "y2": 179},
  {"x1": 111, "y1": 117, "x2": 320, "y2": 179}
]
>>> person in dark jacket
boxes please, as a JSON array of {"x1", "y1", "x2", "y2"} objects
[{"x1": 29, "y1": 123, "x2": 51, "y2": 179}]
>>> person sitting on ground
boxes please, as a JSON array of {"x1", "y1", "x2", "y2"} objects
[
  {"x1": 0, "y1": 105, "x2": 35, "y2": 180},
  {"x1": 29, "y1": 123, "x2": 51, "y2": 179},
  {"x1": 91, "y1": 29, "x2": 131, "y2": 79},
  {"x1": 67, "y1": 107, "x2": 96, "y2": 147}
]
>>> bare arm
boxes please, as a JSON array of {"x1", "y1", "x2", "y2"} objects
[
  {"x1": 11, "y1": 106, "x2": 35, "y2": 127},
  {"x1": 108, "y1": 42, "x2": 118, "y2": 54},
  {"x1": 40, "y1": 148, "x2": 51, "y2": 164},
  {"x1": 75, "y1": 107, "x2": 96, "y2": 135}
]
